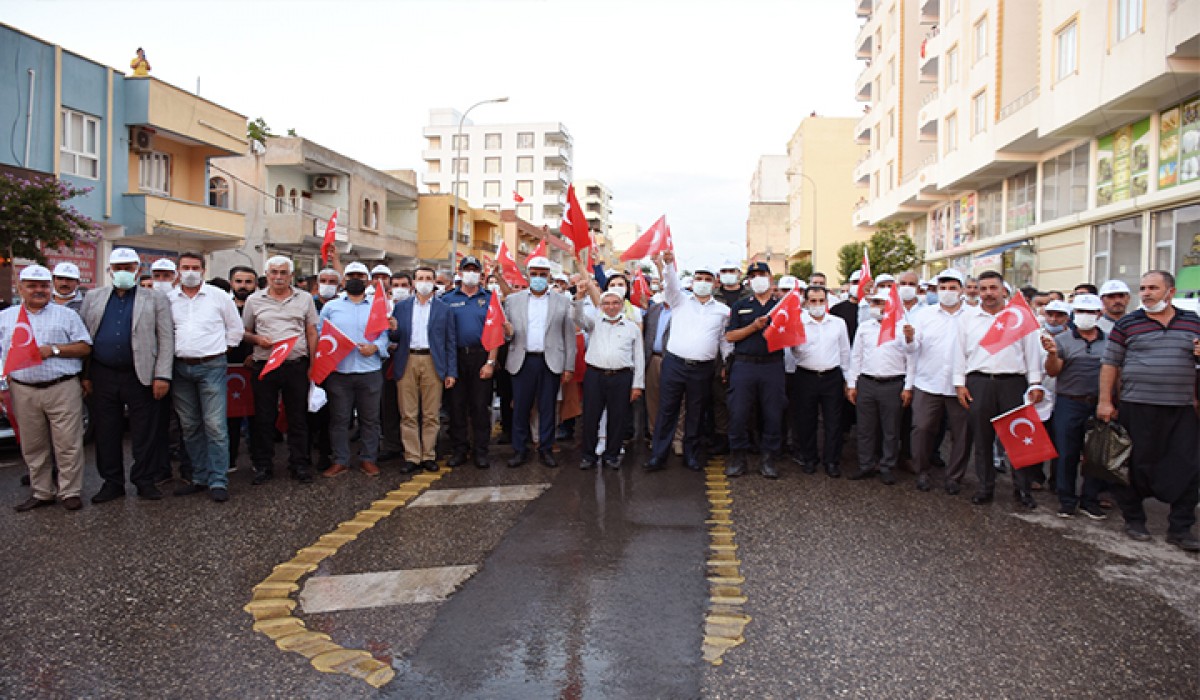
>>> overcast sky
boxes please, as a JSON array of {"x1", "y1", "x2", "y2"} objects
[{"x1": 3, "y1": 0, "x2": 861, "y2": 270}]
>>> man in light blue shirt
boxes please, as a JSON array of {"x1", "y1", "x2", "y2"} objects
[{"x1": 317, "y1": 266, "x2": 390, "y2": 477}]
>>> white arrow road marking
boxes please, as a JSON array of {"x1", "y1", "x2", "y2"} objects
[{"x1": 299, "y1": 565, "x2": 478, "y2": 614}]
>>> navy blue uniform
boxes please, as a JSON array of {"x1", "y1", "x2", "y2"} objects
[{"x1": 726, "y1": 295, "x2": 786, "y2": 455}]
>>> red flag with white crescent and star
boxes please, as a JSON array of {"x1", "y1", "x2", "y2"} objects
[
  {"x1": 877, "y1": 281, "x2": 902, "y2": 346},
  {"x1": 561, "y1": 184, "x2": 593, "y2": 260},
  {"x1": 482, "y1": 291, "x2": 507, "y2": 352},
  {"x1": 258, "y1": 335, "x2": 299, "y2": 379},
  {"x1": 497, "y1": 240, "x2": 527, "y2": 287},
  {"x1": 226, "y1": 366, "x2": 255, "y2": 418},
  {"x1": 855, "y1": 247, "x2": 873, "y2": 300},
  {"x1": 529, "y1": 238, "x2": 547, "y2": 262},
  {"x1": 308, "y1": 322, "x2": 356, "y2": 384},
  {"x1": 320, "y1": 209, "x2": 339, "y2": 265},
  {"x1": 764, "y1": 288, "x2": 806, "y2": 352},
  {"x1": 979, "y1": 291, "x2": 1041, "y2": 354},
  {"x1": 619, "y1": 215, "x2": 673, "y2": 262},
  {"x1": 364, "y1": 280, "x2": 391, "y2": 341},
  {"x1": 991, "y1": 402, "x2": 1058, "y2": 468},
  {"x1": 3, "y1": 305, "x2": 43, "y2": 377},
  {"x1": 630, "y1": 269, "x2": 652, "y2": 308}
]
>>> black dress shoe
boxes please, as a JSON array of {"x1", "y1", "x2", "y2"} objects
[
  {"x1": 446, "y1": 453, "x2": 467, "y2": 467},
  {"x1": 91, "y1": 485, "x2": 126, "y2": 504},
  {"x1": 724, "y1": 452, "x2": 747, "y2": 477},
  {"x1": 174, "y1": 483, "x2": 207, "y2": 497},
  {"x1": 944, "y1": 481, "x2": 961, "y2": 495},
  {"x1": 1014, "y1": 490, "x2": 1037, "y2": 510},
  {"x1": 14, "y1": 496, "x2": 55, "y2": 512},
  {"x1": 209, "y1": 487, "x2": 229, "y2": 503},
  {"x1": 1124, "y1": 523, "x2": 1152, "y2": 541},
  {"x1": 507, "y1": 453, "x2": 529, "y2": 468},
  {"x1": 137, "y1": 485, "x2": 163, "y2": 501},
  {"x1": 915, "y1": 474, "x2": 931, "y2": 491},
  {"x1": 879, "y1": 470, "x2": 896, "y2": 486},
  {"x1": 539, "y1": 451, "x2": 558, "y2": 468},
  {"x1": 684, "y1": 458, "x2": 702, "y2": 471},
  {"x1": 401, "y1": 461, "x2": 420, "y2": 474},
  {"x1": 474, "y1": 453, "x2": 491, "y2": 469},
  {"x1": 603, "y1": 458, "x2": 621, "y2": 470},
  {"x1": 971, "y1": 492, "x2": 994, "y2": 505},
  {"x1": 825, "y1": 464, "x2": 841, "y2": 478},
  {"x1": 1165, "y1": 533, "x2": 1200, "y2": 552},
  {"x1": 580, "y1": 458, "x2": 598, "y2": 470},
  {"x1": 759, "y1": 456, "x2": 779, "y2": 480},
  {"x1": 847, "y1": 468, "x2": 878, "y2": 481},
  {"x1": 800, "y1": 461, "x2": 817, "y2": 475},
  {"x1": 421, "y1": 460, "x2": 439, "y2": 472},
  {"x1": 251, "y1": 471, "x2": 273, "y2": 485},
  {"x1": 643, "y1": 458, "x2": 665, "y2": 472}
]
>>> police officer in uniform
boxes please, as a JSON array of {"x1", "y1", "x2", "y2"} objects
[{"x1": 441, "y1": 256, "x2": 500, "y2": 468}]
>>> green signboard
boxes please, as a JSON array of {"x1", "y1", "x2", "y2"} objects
[{"x1": 1096, "y1": 117, "x2": 1151, "y2": 206}]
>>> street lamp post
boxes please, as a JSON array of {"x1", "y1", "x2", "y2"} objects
[
  {"x1": 450, "y1": 97, "x2": 508, "y2": 273},
  {"x1": 797, "y1": 172, "x2": 818, "y2": 277}
]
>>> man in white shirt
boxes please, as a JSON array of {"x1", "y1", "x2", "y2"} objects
[
  {"x1": 907, "y1": 269, "x2": 972, "y2": 493},
  {"x1": 574, "y1": 283, "x2": 645, "y2": 469},
  {"x1": 791, "y1": 285, "x2": 852, "y2": 478},
  {"x1": 846, "y1": 291, "x2": 914, "y2": 484},
  {"x1": 645, "y1": 251, "x2": 730, "y2": 472},
  {"x1": 953, "y1": 270, "x2": 1045, "y2": 508},
  {"x1": 168, "y1": 252, "x2": 245, "y2": 502}
]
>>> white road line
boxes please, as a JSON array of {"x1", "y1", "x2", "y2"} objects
[
  {"x1": 299, "y1": 565, "x2": 479, "y2": 614},
  {"x1": 408, "y1": 483, "x2": 551, "y2": 507}
]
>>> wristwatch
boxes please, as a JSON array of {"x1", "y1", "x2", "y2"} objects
[
  {"x1": 51, "y1": 345, "x2": 61, "y2": 357},
  {"x1": 485, "y1": 359, "x2": 496, "y2": 366}
]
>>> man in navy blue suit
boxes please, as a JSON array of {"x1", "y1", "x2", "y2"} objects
[{"x1": 389, "y1": 266, "x2": 457, "y2": 474}]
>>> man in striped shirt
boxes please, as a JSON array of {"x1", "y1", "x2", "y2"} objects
[{"x1": 1098, "y1": 270, "x2": 1200, "y2": 551}]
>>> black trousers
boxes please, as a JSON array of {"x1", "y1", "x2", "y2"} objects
[
  {"x1": 250, "y1": 359, "x2": 311, "y2": 477},
  {"x1": 448, "y1": 347, "x2": 494, "y2": 457},
  {"x1": 496, "y1": 345, "x2": 513, "y2": 437},
  {"x1": 1113, "y1": 402, "x2": 1199, "y2": 535},
  {"x1": 581, "y1": 366, "x2": 633, "y2": 462},
  {"x1": 511, "y1": 353, "x2": 560, "y2": 455},
  {"x1": 795, "y1": 368, "x2": 845, "y2": 468},
  {"x1": 91, "y1": 362, "x2": 165, "y2": 492},
  {"x1": 650, "y1": 353, "x2": 714, "y2": 464},
  {"x1": 965, "y1": 373, "x2": 1031, "y2": 495}
]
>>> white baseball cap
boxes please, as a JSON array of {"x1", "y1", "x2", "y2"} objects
[
  {"x1": 52, "y1": 262, "x2": 81, "y2": 279},
  {"x1": 1045, "y1": 300, "x2": 1072, "y2": 314},
  {"x1": 109, "y1": 247, "x2": 139, "y2": 265},
  {"x1": 693, "y1": 262, "x2": 717, "y2": 276},
  {"x1": 150, "y1": 258, "x2": 177, "y2": 272},
  {"x1": 370, "y1": 264, "x2": 392, "y2": 277},
  {"x1": 343, "y1": 261, "x2": 369, "y2": 275},
  {"x1": 777, "y1": 275, "x2": 798, "y2": 291},
  {"x1": 868, "y1": 291, "x2": 891, "y2": 302},
  {"x1": 875, "y1": 273, "x2": 896, "y2": 285},
  {"x1": 936, "y1": 269, "x2": 965, "y2": 284},
  {"x1": 1071, "y1": 294, "x2": 1103, "y2": 312},
  {"x1": 719, "y1": 259, "x2": 741, "y2": 272},
  {"x1": 849, "y1": 270, "x2": 863, "y2": 282},
  {"x1": 20, "y1": 265, "x2": 52, "y2": 281},
  {"x1": 553, "y1": 272, "x2": 569, "y2": 283},
  {"x1": 1099, "y1": 279, "x2": 1131, "y2": 296},
  {"x1": 526, "y1": 256, "x2": 552, "y2": 271}
]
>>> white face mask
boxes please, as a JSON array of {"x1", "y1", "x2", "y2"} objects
[
  {"x1": 487, "y1": 283, "x2": 501, "y2": 294},
  {"x1": 750, "y1": 277, "x2": 771, "y2": 295},
  {"x1": 938, "y1": 289, "x2": 961, "y2": 307},
  {"x1": 608, "y1": 285, "x2": 627, "y2": 299},
  {"x1": 153, "y1": 280, "x2": 174, "y2": 295},
  {"x1": 392, "y1": 287, "x2": 411, "y2": 302},
  {"x1": 898, "y1": 286, "x2": 918, "y2": 302},
  {"x1": 1073, "y1": 314, "x2": 1098, "y2": 331},
  {"x1": 692, "y1": 280, "x2": 714, "y2": 297},
  {"x1": 1144, "y1": 298, "x2": 1169, "y2": 313},
  {"x1": 719, "y1": 272, "x2": 739, "y2": 287},
  {"x1": 435, "y1": 284, "x2": 446, "y2": 294},
  {"x1": 604, "y1": 310, "x2": 623, "y2": 322},
  {"x1": 868, "y1": 306, "x2": 885, "y2": 321},
  {"x1": 416, "y1": 281, "x2": 435, "y2": 297},
  {"x1": 461, "y1": 271, "x2": 481, "y2": 287},
  {"x1": 808, "y1": 305, "x2": 826, "y2": 318},
  {"x1": 318, "y1": 284, "x2": 338, "y2": 299},
  {"x1": 179, "y1": 270, "x2": 203, "y2": 288}
]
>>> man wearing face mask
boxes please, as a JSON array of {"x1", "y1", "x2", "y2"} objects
[
  {"x1": 51, "y1": 263, "x2": 85, "y2": 313},
  {"x1": 502, "y1": 256, "x2": 575, "y2": 468},
  {"x1": 896, "y1": 271, "x2": 924, "y2": 315},
  {"x1": 846, "y1": 291, "x2": 914, "y2": 485},
  {"x1": 1098, "y1": 271, "x2": 1200, "y2": 551},
  {"x1": 315, "y1": 268, "x2": 341, "y2": 311},
  {"x1": 1096, "y1": 279, "x2": 1131, "y2": 334},
  {"x1": 80, "y1": 247, "x2": 175, "y2": 503},
  {"x1": 442, "y1": 256, "x2": 501, "y2": 469},
  {"x1": 723, "y1": 262, "x2": 786, "y2": 479},
  {"x1": 151, "y1": 258, "x2": 177, "y2": 296},
  {"x1": 167, "y1": 253, "x2": 244, "y2": 502},
  {"x1": 574, "y1": 281, "x2": 644, "y2": 470},
  {"x1": 791, "y1": 285, "x2": 851, "y2": 478}
]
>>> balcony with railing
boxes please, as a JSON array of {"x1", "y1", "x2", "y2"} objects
[
  {"x1": 855, "y1": 108, "x2": 875, "y2": 144},
  {"x1": 855, "y1": 23, "x2": 874, "y2": 60},
  {"x1": 856, "y1": 0, "x2": 873, "y2": 19},
  {"x1": 919, "y1": 30, "x2": 941, "y2": 82},
  {"x1": 919, "y1": 0, "x2": 939, "y2": 24},
  {"x1": 918, "y1": 89, "x2": 940, "y2": 142}
]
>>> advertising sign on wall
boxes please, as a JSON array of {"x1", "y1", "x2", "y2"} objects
[{"x1": 1096, "y1": 117, "x2": 1151, "y2": 206}]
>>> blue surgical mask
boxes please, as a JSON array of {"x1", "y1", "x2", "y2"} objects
[
  {"x1": 925, "y1": 291, "x2": 938, "y2": 305},
  {"x1": 112, "y1": 270, "x2": 137, "y2": 289},
  {"x1": 529, "y1": 276, "x2": 549, "y2": 293},
  {"x1": 1044, "y1": 323, "x2": 1066, "y2": 335}
]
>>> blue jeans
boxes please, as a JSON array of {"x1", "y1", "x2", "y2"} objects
[
  {"x1": 1053, "y1": 395, "x2": 1103, "y2": 511},
  {"x1": 172, "y1": 357, "x2": 230, "y2": 489}
]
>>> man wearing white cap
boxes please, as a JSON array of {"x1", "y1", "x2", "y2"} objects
[
  {"x1": 80, "y1": 247, "x2": 175, "y2": 503},
  {"x1": 370, "y1": 264, "x2": 393, "y2": 288},
  {"x1": 4, "y1": 265, "x2": 93, "y2": 512},
  {"x1": 502, "y1": 255, "x2": 575, "y2": 467},
  {"x1": 846, "y1": 290, "x2": 914, "y2": 485},
  {"x1": 150, "y1": 258, "x2": 177, "y2": 296},
  {"x1": 1096, "y1": 279, "x2": 1131, "y2": 334},
  {"x1": 51, "y1": 262, "x2": 85, "y2": 313}
]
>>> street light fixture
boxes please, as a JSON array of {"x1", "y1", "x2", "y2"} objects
[{"x1": 450, "y1": 97, "x2": 509, "y2": 273}]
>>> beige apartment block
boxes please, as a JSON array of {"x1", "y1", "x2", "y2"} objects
[
  {"x1": 746, "y1": 155, "x2": 791, "y2": 276},
  {"x1": 853, "y1": 0, "x2": 1200, "y2": 293}
]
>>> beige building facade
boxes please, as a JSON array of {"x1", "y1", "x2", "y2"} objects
[{"x1": 746, "y1": 155, "x2": 791, "y2": 276}]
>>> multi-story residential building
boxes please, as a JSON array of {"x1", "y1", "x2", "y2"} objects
[
  {"x1": 746, "y1": 155, "x2": 790, "y2": 276},
  {"x1": 210, "y1": 136, "x2": 418, "y2": 277},
  {"x1": 499, "y1": 210, "x2": 573, "y2": 272},
  {"x1": 0, "y1": 23, "x2": 247, "y2": 296},
  {"x1": 609, "y1": 222, "x2": 643, "y2": 257},
  {"x1": 422, "y1": 109, "x2": 573, "y2": 230},
  {"x1": 787, "y1": 116, "x2": 872, "y2": 280},
  {"x1": 416, "y1": 194, "x2": 500, "y2": 273},
  {"x1": 853, "y1": 0, "x2": 1200, "y2": 294}
]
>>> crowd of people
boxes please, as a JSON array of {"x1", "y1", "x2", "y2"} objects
[{"x1": 2, "y1": 246, "x2": 1197, "y2": 552}]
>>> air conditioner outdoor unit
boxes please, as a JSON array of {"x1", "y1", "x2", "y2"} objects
[
  {"x1": 312, "y1": 174, "x2": 340, "y2": 193},
  {"x1": 131, "y1": 127, "x2": 155, "y2": 153}
]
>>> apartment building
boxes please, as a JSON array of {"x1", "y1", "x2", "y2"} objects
[
  {"x1": 422, "y1": 109, "x2": 574, "y2": 230},
  {"x1": 574, "y1": 179, "x2": 617, "y2": 266},
  {"x1": 746, "y1": 155, "x2": 790, "y2": 276},
  {"x1": 853, "y1": 0, "x2": 1200, "y2": 293}
]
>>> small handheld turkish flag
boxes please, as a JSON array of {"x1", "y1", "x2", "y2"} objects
[
  {"x1": 561, "y1": 184, "x2": 593, "y2": 260},
  {"x1": 630, "y1": 269, "x2": 652, "y2": 308},
  {"x1": 497, "y1": 240, "x2": 527, "y2": 287},
  {"x1": 320, "y1": 210, "x2": 339, "y2": 265},
  {"x1": 309, "y1": 322, "x2": 356, "y2": 384},
  {"x1": 3, "y1": 305, "x2": 43, "y2": 377},
  {"x1": 364, "y1": 280, "x2": 390, "y2": 341},
  {"x1": 226, "y1": 366, "x2": 255, "y2": 418},
  {"x1": 877, "y1": 282, "x2": 902, "y2": 346},
  {"x1": 764, "y1": 288, "x2": 807, "y2": 352},
  {"x1": 529, "y1": 238, "x2": 547, "y2": 262},
  {"x1": 482, "y1": 292, "x2": 507, "y2": 352},
  {"x1": 992, "y1": 402, "x2": 1058, "y2": 468},
  {"x1": 855, "y1": 247, "x2": 873, "y2": 300},
  {"x1": 258, "y1": 335, "x2": 299, "y2": 379},
  {"x1": 979, "y1": 291, "x2": 1041, "y2": 354},
  {"x1": 620, "y1": 215, "x2": 673, "y2": 262}
]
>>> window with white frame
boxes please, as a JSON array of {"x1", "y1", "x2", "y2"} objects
[
  {"x1": 516, "y1": 132, "x2": 534, "y2": 149},
  {"x1": 516, "y1": 203, "x2": 532, "y2": 220},
  {"x1": 484, "y1": 133, "x2": 502, "y2": 150},
  {"x1": 452, "y1": 158, "x2": 468, "y2": 174},
  {"x1": 454, "y1": 182, "x2": 468, "y2": 198},
  {"x1": 274, "y1": 184, "x2": 285, "y2": 213},
  {"x1": 1115, "y1": 0, "x2": 1143, "y2": 42},
  {"x1": 1055, "y1": 19, "x2": 1078, "y2": 81},
  {"x1": 209, "y1": 177, "x2": 229, "y2": 208},
  {"x1": 1006, "y1": 168, "x2": 1037, "y2": 231},
  {"x1": 1041, "y1": 143, "x2": 1089, "y2": 222},
  {"x1": 944, "y1": 112, "x2": 958, "y2": 154},
  {"x1": 1153, "y1": 205, "x2": 1200, "y2": 278},
  {"x1": 484, "y1": 157, "x2": 501, "y2": 174},
  {"x1": 516, "y1": 180, "x2": 533, "y2": 198},
  {"x1": 1092, "y1": 216, "x2": 1142, "y2": 289},
  {"x1": 427, "y1": 136, "x2": 441, "y2": 150},
  {"x1": 427, "y1": 160, "x2": 441, "y2": 174},
  {"x1": 888, "y1": 58, "x2": 896, "y2": 89},
  {"x1": 971, "y1": 90, "x2": 988, "y2": 135},
  {"x1": 945, "y1": 45, "x2": 959, "y2": 87},
  {"x1": 60, "y1": 109, "x2": 99, "y2": 179},
  {"x1": 516, "y1": 156, "x2": 534, "y2": 173},
  {"x1": 888, "y1": 109, "x2": 896, "y2": 139},
  {"x1": 973, "y1": 15, "x2": 988, "y2": 63},
  {"x1": 451, "y1": 134, "x2": 469, "y2": 150},
  {"x1": 484, "y1": 181, "x2": 501, "y2": 198},
  {"x1": 886, "y1": 161, "x2": 895, "y2": 191},
  {"x1": 138, "y1": 152, "x2": 171, "y2": 196}
]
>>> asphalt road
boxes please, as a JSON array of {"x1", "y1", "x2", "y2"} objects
[{"x1": 0, "y1": 432, "x2": 1196, "y2": 699}]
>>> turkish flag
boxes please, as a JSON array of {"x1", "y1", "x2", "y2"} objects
[
  {"x1": 3, "y1": 305, "x2": 43, "y2": 377},
  {"x1": 630, "y1": 269, "x2": 652, "y2": 308},
  {"x1": 855, "y1": 247, "x2": 873, "y2": 300},
  {"x1": 529, "y1": 238, "x2": 547, "y2": 262},
  {"x1": 308, "y1": 321, "x2": 356, "y2": 384},
  {"x1": 497, "y1": 240, "x2": 527, "y2": 287},
  {"x1": 561, "y1": 184, "x2": 593, "y2": 259},
  {"x1": 513, "y1": 191, "x2": 524, "y2": 203},
  {"x1": 763, "y1": 288, "x2": 807, "y2": 352},
  {"x1": 364, "y1": 280, "x2": 390, "y2": 341},
  {"x1": 481, "y1": 292, "x2": 507, "y2": 352},
  {"x1": 979, "y1": 292, "x2": 1040, "y2": 354},
  {"x1": 991, "y1": 402, "x2": 1058, "y2": 468},
  {"x1": 320, "y1": 209, "x2": 338, "y2": 265},
  {"x1": 226, "y1": 366, "x2": 255, "y2": 418},
  {"x1": 258, "y1": 335, "x2": 299, "y2": 379},
  {"x1": 877, "y1": 282, "x2": 902, "y2": 346},
  {"x1": 619, "y1": 215, "x2": 674, "y2": 262}
]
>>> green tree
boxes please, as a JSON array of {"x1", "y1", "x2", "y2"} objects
[
  {"x1": 788, "y1": 259, "x2": 813, "y2": 282},
  {"x1": 836, "y1": 221, "x2": 923, "y2": 283},
  {"x1": 0, "y1": 172, "x2": 99, "y2": 265},
  {"x1": 247, "y1": 117, "x2": 274, "y2": 148}
]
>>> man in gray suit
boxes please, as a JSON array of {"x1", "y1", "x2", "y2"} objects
[
  {"x1": 503, "y1": 256, "x2": 576, "y2": 468},
  {"x1": 80, "y1": 247, "x2": 175, "y2": 503}
]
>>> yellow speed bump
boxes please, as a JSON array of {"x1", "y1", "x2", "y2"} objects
[{"x1": 701, "y1": 457, "x2": 749, "y2": 665}]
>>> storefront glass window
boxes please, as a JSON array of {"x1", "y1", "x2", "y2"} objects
[
  {"x1": 1092, "y1": 216, "x2": 1143, "y2": 290},
  {"x1": 1154, "y1": 204, "x2": 1200, "y2": 296}
]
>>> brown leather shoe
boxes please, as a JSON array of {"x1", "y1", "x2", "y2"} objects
[
  {"x1": 14, "y1": 496, "x2": 55, "y2": 512},
  {"x1": 322, "y1": 463, "x2": 349, "y2": 478},
  {"x1": 360, "y1": 461, "x2": 380, "y2": 477},
  {"x1": 62, "y1": 496, "x2": 82, "y2": 511}
]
